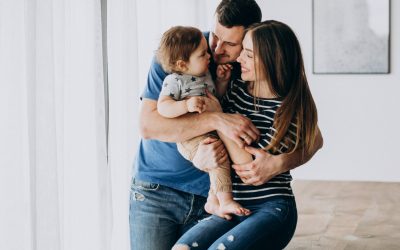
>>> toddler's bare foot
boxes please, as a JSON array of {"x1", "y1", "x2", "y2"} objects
[
  {"x1": 205, "y1": 194, "x2": 227, "y2": 218},
  {"x1": 219, "y1": 200, "x2": 251, "y2": 217},
  {"x1": 205, "y1": 196, "x2": 250, "y2": 220}
]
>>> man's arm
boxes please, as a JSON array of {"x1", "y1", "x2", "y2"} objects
[
  {"x1": 140, "y1": 98, "x2": 259, "y2": 143},
  {"x1": 140, "y1": 99, "x2": 215, "y2": 142},
  {"x1": 231, "y1": 126, "x2": 324, "y2": 185}
]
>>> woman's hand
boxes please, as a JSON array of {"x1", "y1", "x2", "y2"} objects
[{"x1": 232, "y1": 146, "x2": 282, "y2": 185}]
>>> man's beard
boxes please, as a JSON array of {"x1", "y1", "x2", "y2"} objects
[{"x1": 213, "y1": 54, "x2": 230, "y2": 64}]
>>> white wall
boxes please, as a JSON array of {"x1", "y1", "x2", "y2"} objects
[
  {"x1": 258, "y1": 0, "x2": 400, "y2": 182},
  {"x1": 136, "y1": 0, "x2": 400, "y2": 182}
]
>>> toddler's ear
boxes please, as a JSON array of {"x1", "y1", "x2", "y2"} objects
[{"x1": 175, "y1": 60, "x2": 188, "y2": 72}]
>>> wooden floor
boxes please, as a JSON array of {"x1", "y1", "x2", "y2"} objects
[{"x1": 286, "y1": 180, "x2": 400, "y2": 250}]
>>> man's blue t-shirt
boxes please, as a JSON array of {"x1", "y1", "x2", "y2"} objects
[{"x1": 133, "y1": 32, "x2": 241, "y2": 197}]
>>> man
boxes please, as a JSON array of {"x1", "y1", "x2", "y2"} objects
[{"x1": 130, "y1": 1, "x2": 323, "y2": 250}]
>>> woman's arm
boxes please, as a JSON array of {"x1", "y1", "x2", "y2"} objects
[{"x1": 232, "y1": 126, "x2": 324, "y2": 185}]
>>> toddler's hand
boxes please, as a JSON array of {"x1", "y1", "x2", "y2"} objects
[
  {"x1": 216, "y1": 64, "x2": 233, "y2": 83},
  {"x1": 186, "y1": 96, "x2": 206, "y2": 113}
]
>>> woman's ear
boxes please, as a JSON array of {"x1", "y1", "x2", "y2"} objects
[{"x1": 175, "y1": 60, "x2": 188, "y2": 72}]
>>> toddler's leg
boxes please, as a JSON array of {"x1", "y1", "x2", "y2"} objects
[
  {"x1": 206, "y1": 159, "x2": 250, "y2": 219},
  {"x1": 178, "y1": 134, "x2": 250, "y2": 219},
  {"x1": 177, "y1": 135, "x2": 208, "y2": 162}
]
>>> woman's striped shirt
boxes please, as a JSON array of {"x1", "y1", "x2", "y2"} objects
[{"x1": 221, "y1": 79, "x2": 297, "y2": 205}]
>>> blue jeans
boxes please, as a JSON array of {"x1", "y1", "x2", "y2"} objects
[
  {"x1": 129, "y1": 178, "x2": 209, "y2": 250},
  {"x1": 175, "y1": 196, "x2": 297, "y2": 250}
]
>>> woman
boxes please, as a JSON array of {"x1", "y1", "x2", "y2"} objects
[{"x1": 173, "y1": 20, "x2": 319, "y2": 250}]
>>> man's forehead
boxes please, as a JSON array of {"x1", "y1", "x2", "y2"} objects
[{"x1": 212, "y1": 22, "x2": 245, "y2": 43}]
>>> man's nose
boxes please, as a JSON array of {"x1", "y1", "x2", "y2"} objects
[{"x1": 214, "y1": 41, "x2": 224, "y2": 54}]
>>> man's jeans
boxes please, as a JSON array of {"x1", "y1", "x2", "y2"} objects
[
  {"x1": 175, "y1": 196, "x2": 297, "y2": 250},
  {"x1": 129, "y1": 178, "x2": 208, "y2": 250}
]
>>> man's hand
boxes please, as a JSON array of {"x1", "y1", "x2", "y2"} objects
[
  {"x1": 204, "y1": 91, "x2": 260, "y2": 148},
  {"x1": 186, "y1": 96, "x2": 206, "y2": 113},
  {"x1": 216, "y1": 113, "x2": 260, "y2": 149},
  {"x1": 232, "y1": 146, "x2": 282, "y2": 186},
  {"x1": 192, "y1": 137, "x2": 228, "y2": 172}
]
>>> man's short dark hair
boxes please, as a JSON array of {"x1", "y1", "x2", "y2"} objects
[{"x1": 215, "y1": 0, "x2": 262, "y2": 28}]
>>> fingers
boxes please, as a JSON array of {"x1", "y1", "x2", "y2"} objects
[
  {"x1": 236, "y1": 169, "x2": 252, "y2": 183},
  {"x1": 244, "y1": 146, "x2": 260, "y2": 156},
  {"x1": 233, "y1": 136, "x2": 246, "y2": 149},
  {"x1": 234, "y1": 166, "x2": 256, "y2": 185},
  {"x1": 207, "y1": 139, "x2": 228, "y2": 164},
  {"x1": 245, "y1": 122, "x2": 260, "y2": 142},
  {"x1": 240, "y1": 134, "x2": 252, "y2": 146},
  {"x1": 201, "y1": 136, "x2": 218, "y2": 145},
  {"x1": 188, "y1": 96, "x2": 207, "y2": 113},
  {"x1": 216, "y1": 64, "x2": 233, "y2": 81},
  {"x1": 241, "y1": 116, "x2": 260, "y2": 141},
  {"x1": 217, "y1": 153, "x2": 228, "y2": 164},
  {"x1": 217, "y1": 64, "x2": 233, "y2": 71},
  {"x1": 232, "y1": 163, "x2": 247, "y2": 172},
  {"x1": 195, "y1": 106, "x2": 203, "y2": 113},
  {"x1": 234, "y1": 115, "x2": 260, "y2": 143},
  {"x1": 220, "y1": 64, "x2": 233, "y2": 71}
]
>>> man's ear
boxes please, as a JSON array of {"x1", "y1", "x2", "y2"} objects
[{"x1": 175, "y1": 60, "x2": 188, "y2": 72}]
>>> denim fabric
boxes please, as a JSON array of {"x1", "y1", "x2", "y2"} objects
[
  {"x1": 175, "y1": 196, "x2": 297, "y2": 250},
  {"x1": 129, "y1": 178, "x2": 209, "y2": 250}
]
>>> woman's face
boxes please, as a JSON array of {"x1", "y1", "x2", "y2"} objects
[{"x1": 236, "y1": 32, "x2": 256, "y2": 82}]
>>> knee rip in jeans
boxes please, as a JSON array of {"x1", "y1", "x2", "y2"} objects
[
  {"x1": 216, "y1": 235, "x2": 235, "y2": 250},
  {"x1": 198, "y1": 216, "x2": 212, "y2": 222},
  {"x1": 132, "y1": 191, "x2": 145, "y2": 201},
  {"x1": 172, "y1": 243, "x2": 191, "y2": 250},
  {"x1": 173, "y1": 235, "x2": 235, "y2": 250}
]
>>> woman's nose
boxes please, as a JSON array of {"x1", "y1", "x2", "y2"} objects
[{"x1": 237, "y1": 52, "x2": 243, "y2": 63}]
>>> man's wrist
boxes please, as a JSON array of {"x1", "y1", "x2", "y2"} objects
[
  {"x1": 205, "y1": 111, "x2": 221, "y2": 131},
  {"x1": 183, "y1": 99, "x2": 189, "y2": 113}
]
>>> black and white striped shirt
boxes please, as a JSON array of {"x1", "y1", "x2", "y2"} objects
[{"x1": 222, "y1": 79, "x2": 296, "y2": 205}]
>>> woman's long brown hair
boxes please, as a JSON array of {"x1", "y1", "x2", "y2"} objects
[{"x1": 249, "y1": 20, "x2": 318, "y2": 155}]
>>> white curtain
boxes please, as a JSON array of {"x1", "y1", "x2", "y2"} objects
[
  {"x1": 107, "y1": 0, "x2": 139, "y2": 249},
  {"x1": 1, "y1": 0, "x2": 218, "y2": 249},
  {"x1": 0, "y1": 0, "x2": 111, "y2": 249}
]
